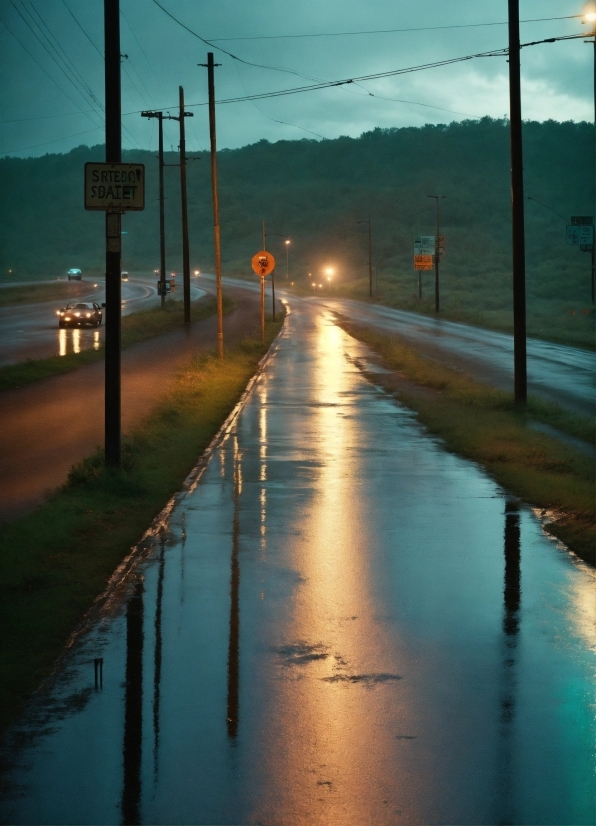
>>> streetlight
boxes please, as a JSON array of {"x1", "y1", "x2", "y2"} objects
[
  {"x1": 427, "y1": 195, "x2": 446, "y2": 313},
  {"x1": 194, "y1": 269, "x2": 200, "y2": 276},
  {"x1": 285, "y1": 239, "x2": 291, "y2": 280},
  {"x1": 357, "y1": 217, "x2": 373, "y2": 297}
]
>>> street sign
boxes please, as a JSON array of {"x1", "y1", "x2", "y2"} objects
[
  {"x1": 567, "y1": 225, "x2": 594, "y2": 245},
  {"x1": 414, "y1": 254, "x2": 433, "y2": 271},
  {"x1": 157, "y1": 280, "x2": 172, "y2": 295},
  {"x1": 84, "y1": 163, "x2": 145, "y2": 211},
  {"x1": 414, "y1": 235, "x2": 435, "y2": 255},
  {"x1": 251, "y1": 250, "x2": 275, "y2": 276}
]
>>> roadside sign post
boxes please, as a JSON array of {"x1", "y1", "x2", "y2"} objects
[
  {"x1": 414, "y1": 236, "x2": 435, "y2": 299},
  {"x1": 251, "y1": 251, "x2": 275, "y2": 342},
  {"x1": 89, "y1": 0, "x2": 146, "y2": 470},
  {"x1": 569, "y1": 216, "x2": 595, "y2": 303}
]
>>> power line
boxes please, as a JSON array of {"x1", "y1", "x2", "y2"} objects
[
  {"x1": 149, "y1": 0, "x2": 336, "y2": 86},
  {"x1": 207, "y1": 15, "x2": 582, "y2": 42},
  {"x1": 2, "y1": 12, "x2": 104, "y2": 132},
  {"x1": 9, "y1": 0, "x2": 104, "y2": 127}
]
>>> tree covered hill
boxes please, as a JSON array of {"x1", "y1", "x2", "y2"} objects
[{"x1": 1, "y1": 117, "x2": 593, "y2": 342}]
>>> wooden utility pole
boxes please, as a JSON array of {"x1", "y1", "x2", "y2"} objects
[
  {"x1": 508, "y1": 0, "x2": 527, "y2": 405},
  {"x1": 367, "y1": 216, "x2": 372, "y2": 298},
  {"x1": 141, "y1": 110, "x2": 167, "y2": 308},
  {"x1": 203, "y1": 53, "x2": 224, "y2": 357},
  {"x1": 428, "y1": 195, "x2": 446, "y2": 313},
  {"x1": 104, "y1": 0, "x2": 121, "y2": 467},
  {"x1": 179, "y1": 86, "x2": 192, "y2": 325}
]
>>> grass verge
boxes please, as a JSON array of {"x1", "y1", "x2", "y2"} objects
[
  {"x1": 0, "y1": 316, "x2": 283, "y2": 735},
  {"x1": 336, "y1": 317, "x2": 595, "y2": 567},
  {"x1": 0, "y1": 294, "x2": 233, "y2": 392}
]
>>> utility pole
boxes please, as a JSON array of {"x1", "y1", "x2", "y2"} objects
[
  {"x1": 141, "y1": 110, "x2": 166, "y2": 308},
  {"x1": 428, "y1": 195, "x2": 446, "y2": 313},
  {"x1": 508, "y1": 0, "x2": 527, "y2": 405},
  {"x1": 198, "y1": 54, "x2": 224, "y2": 357},
  {"x1": 104, "y1": 0, "x2": 121, "y2": 468},
  {"x1": 261, "y1": 220, "x2": 276, "y2": 321},
  {"x1": 178, "y1": 86, "x2": 193, "y2": 325}
]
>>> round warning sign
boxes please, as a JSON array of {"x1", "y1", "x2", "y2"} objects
[{"x1": 251, "y1": 250, "x2": 275, "y2": 276}]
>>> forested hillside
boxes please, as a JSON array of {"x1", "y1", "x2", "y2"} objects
[{"x1": 1, "y1": 117, "x2": 593, "y2": 344}]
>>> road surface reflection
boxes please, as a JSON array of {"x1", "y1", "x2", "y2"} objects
[{"x1": 0, "y1": 302, "x2": 594, "y2": 826}]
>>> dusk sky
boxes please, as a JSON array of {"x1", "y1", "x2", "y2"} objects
[{"x1": 0, "y1": 0, "x2": 593, "y2": 157}]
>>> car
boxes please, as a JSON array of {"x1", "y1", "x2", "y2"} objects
[
  {"x1": 67, "y1": 268, "x2": 82, "y2": 281},
  {"x1": 57, "y1": 302, "x2": 103, "y2": 328},
  {"x1": 121, "y1": 271, "x2": 129, "y2": 281}
]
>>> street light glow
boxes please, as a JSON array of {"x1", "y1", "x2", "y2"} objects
[
  {"x1": 194, "y1": 270, "x2": 200, "y2": 275},
  {"x1": 285, "y1": 239, "x2": 290, "y2": 245}
]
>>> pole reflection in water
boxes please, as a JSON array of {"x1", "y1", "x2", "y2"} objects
[
  {"x1": 259, "y1": 387, "x2": 267, "y2": 555},
  {"x1": 152, "y1": 538, "x2": 166, "y2": 780},
  {"x1": 121, "y1": 578, "x2": 144, "y2": 826},
  {"x1": 227, "y1": 436, "x2": 242, "y2": 739},
  {"x1": 496, "y1": 500, "x2": 521, "y2": 824}
]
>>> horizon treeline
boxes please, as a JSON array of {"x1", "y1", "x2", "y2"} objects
[{"x1": 1, "y1": 117, "x2": 594, "y2": 328}]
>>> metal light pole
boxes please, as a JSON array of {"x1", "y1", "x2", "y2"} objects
[
  {"x1": 357, "y1": 217, "x2": 372, "y2": 297},
  {"x1": 141, "y1": 110, "x2": 166, "y2": 308},
  {"x1": 104, "y1": 0, "x2": 121, "y2": 468},
  {"x1": 427, "y1": 195, "x2": 446, "y2": 313},
  {"x1": 508, "y1": 0, "x2": 527, "y2": 405},
  {"x1": 285, "y1": 239, "x2": 290, "y2": 279},
  {"x1": 263, "y1": 224, "x2": 290, "y2": 322}
]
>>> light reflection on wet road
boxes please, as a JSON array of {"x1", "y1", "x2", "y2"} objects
[
  {"x1": 1, "y1": 302, "x2": 594, "y2": 825},
  {"x1": 0, "y1": 279, "x2": 205, "y2": 366}
]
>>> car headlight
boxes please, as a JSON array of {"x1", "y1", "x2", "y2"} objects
[
  {"x1": 86, "y1": 313, "x2": 91, "y2": 317},
  {"x1": 75, "y1": 312, "x2": 80, "y2": 317}
]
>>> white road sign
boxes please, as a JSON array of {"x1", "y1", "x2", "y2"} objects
[
  {"x1": 414, "y1": 235, "x2": 435, "y2": 255},
  {"x1": 566, "y1": 225, "x2": 594, "y2": 245},
  {"x1": 84, "y1": 163, "x2": 145, "y2": 211}
]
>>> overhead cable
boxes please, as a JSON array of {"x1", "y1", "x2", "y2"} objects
[{"x1": 207, "y1": 15, "x2": 583, "y2": 41}]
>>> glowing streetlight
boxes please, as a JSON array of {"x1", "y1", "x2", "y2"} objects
[{"x1": 194, "y1": 270, "x2": 200, "y2": 275}]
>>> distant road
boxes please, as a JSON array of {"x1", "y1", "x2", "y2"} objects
[
  {"x1": 205, "y1": 274, "x2": 596, "y2": 419},
  {"x1": 0, "y1": 276, "x2": 204, "y2": 367}
]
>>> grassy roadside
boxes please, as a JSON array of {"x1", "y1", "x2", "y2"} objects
[
  {"x1": 0, "y1": 315, "x2": 283, "y2": 735},
  {"x1": 0, "y1": 295, "x2": 232, "y2": 392},
  {"x1": 336, "y1": 317, "x2": 595, "y2": 567}
]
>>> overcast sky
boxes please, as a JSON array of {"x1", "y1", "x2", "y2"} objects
[{"x1": 0, "y1": 0, "x2": 593, "y2": 157}]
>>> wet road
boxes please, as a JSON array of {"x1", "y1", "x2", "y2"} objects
[
  {"x1": 1, "y1": 301, "x2": 594, "y2": 825},
  {"x1": 0, "y1": 277, "x2": 205, "y2": 367},
  {"x1": 206, "y1": 274, "x2": 596, "y2": 419}
]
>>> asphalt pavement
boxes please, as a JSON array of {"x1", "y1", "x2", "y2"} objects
[
  {"x1": 0, "y1": 289, "x2": 259, "y2": 520},
  {"x1": 0, "y1": 276, "x2": 205, "y2": 367},
  {"x1": 206, "y1": 274, "x2": 596, "y2": 419},
  {"x1": 1, "y1": 300, "x2": 594, "y2": 825}
]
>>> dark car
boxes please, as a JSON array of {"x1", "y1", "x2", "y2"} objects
[{"x1": 57, "y1": 302, "x2": 103, "y2": 328}]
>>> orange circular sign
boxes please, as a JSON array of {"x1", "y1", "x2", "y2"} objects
[{"x1": 251, "y1": 250, "x2": 275, "y2": 277}]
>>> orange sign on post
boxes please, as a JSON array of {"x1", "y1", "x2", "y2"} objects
[{"x1": 251, "y1": 250, "x2": 275, "y2": 276}]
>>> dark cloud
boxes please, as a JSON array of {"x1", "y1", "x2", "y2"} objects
[{"x1": 0, "y1": 0, "x2": 591, "y2": 157}]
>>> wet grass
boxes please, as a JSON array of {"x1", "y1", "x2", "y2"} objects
[
  {"x1": 337, "y1": 318, "x2": 595, "y2": 567},
  {"x1": 0, "y1": 316, "x2": 283, "y2": 735},
  {"x1": 0, "y1": 295, "x2": 233, "y2": 392}
]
